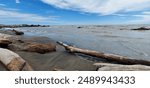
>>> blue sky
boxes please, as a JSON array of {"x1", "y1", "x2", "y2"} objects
[{"x1": 0, "y1": 0, "x2": 150, "y2": 25}]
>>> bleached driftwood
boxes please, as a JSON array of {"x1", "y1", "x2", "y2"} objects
[
  {"x1": 0, "y1": 48, "x2": 33, "y2": 71},
  {"x1": 57, "y1": 41, "x2": 150, "y2": 66},
  {"x1": 94, "y1": 63, "x2": 150, "y2": 71}
]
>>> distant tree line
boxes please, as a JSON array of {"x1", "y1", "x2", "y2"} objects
[{"x1": 0, "y1": 24, "x2": 50, "y2": 28}]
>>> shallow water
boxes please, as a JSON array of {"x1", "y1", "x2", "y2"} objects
[{"x1": 14, "y1": 25, "x2": 150, "y2": 61}]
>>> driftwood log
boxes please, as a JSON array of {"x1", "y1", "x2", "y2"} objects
[
  {"x1": 0, "y1": 48, "x2": 33, "y2": 71},
  {"x1": 94, "y1": 63, "x2": 150, "y2": 71},
  {"x1": 57, "y1": 41, "x2": 150, "y2": 66}
]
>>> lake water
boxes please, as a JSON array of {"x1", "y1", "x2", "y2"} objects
[{"x1": 15, "y1": 25, "x2": 150, "y2": 61}]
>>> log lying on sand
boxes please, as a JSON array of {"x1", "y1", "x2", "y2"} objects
[
  {"x1": 0, "y1": 48, "x2": 33, "y2": 71},
  {"x1": 57, "y1": 41, "x2": 150, "y2": 66},
  {"x1": 94, "y1": 63, "x2": 150, "y2": 71}
]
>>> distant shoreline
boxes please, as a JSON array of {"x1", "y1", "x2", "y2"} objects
[{"x1": 0, "y1": 24, "x2": 50, "y2": 28}]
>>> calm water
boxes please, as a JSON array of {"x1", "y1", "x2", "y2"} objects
[{"x1": 14, "y1": 25, "x2": 150, "y2": 60}]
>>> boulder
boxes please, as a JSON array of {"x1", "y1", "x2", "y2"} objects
[
  {"x1": 12, "y1": 29, "x2": 24, "y2": 35},
  {"x1": 131, "y1": 27, "x2": 150, "y2": 30},
  {"x1": 0, "y1": 33, "x2": 56, "y2": 54},
  {"x1": 23, "y1": 42, "x2": 56, "y2": 54},
  {"x1": 94, "y1": 63, "x2": 150, "y2": 71},
  {"x1": 0, "y1": 33, "x2": 19, "y2": 41},
  {"x1": 0, "y1": 48, "x2": 33, "y2": 71},
  {"x1": 77, "y1": 26, "x2": 83, "y2": 29},
  {"x1": 0, "y1": 29, "x2": 24, "y2": 36},
  {"x1": 0, "y1": 38, "x2": 12, "y2": 48}
]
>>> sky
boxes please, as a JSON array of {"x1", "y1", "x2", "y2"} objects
[{"x1": 0, "y1": 0, "x2": 150, "y2": 25}]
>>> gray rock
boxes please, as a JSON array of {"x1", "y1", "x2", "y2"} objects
[
  {"x1": 0, "y1": 38, "x2": 12, "y2": 48},
  {"x1": 0, "y1": 48, "x2": 33, "y2": 71}
]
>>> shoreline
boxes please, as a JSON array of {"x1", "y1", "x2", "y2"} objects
[
  {"x1": 0, "y1": 29, "x2": 97, "y2": 71},
  {"x1": 1, "y1": 28, "x2": 150, "y2": 71}
]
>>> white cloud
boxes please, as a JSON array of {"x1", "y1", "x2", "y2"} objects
[
  {"x1": 41, "y1": 0, "x2": 150, "y2": 15},
  {"x1": 16, "y1": 0, "x2": 20, "y2": 3},
  {"x1": 0, "y1": 9, "x2": 58, "y2": 23},
  {"x1": 130, "y1": 11, "x2": 150, "y2": 23}
]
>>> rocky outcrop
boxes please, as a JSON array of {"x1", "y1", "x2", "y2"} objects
[
  {"x1": 77, "y1": 26, "x2": 83, "y2": 29},
  {"x1": 9, "y1": 42, "x2": 56, "y2": 54},
  {"x1": 0, "y1": 38, "x2": 12, "y2": 48},
  {"x1": 0, "y1": 48, "x2": 33, "y2": 71},
  {"x1": 0, "y1": 29, "x2": 24, "y2": 35},
  {"x1": 23, "y1": 42, "x2": 56, "y2": 54},
  {"x1": 0, "y1": 33, "x2": 56, "y2": 54},
  {"x1": 94, "y1": 63, "x2": 150, "y2": 71},
  {"x1": 0, "y1": 33, "x2": 19, "y2": 41},
  {"x1": 131, "y1": 27, "x2": 150, "y2": 30},
  {"x1": 12, "y1": 29, "x2": 24, "y2": 35}
]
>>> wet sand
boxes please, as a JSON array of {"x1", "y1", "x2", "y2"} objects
[
  {"x1": 15, "y1": 50, "x2": 96, "y2": 71},
  {"x1": 0, "y1": 63, "x2": 7, "y2": 71}
]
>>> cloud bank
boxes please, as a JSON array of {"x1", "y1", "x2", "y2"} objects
[
  {"x1": 41, "y1": 0, "x2": 150, "y2": 15},
  {"x1": 0, "y1": 8, "x2": 57, "y2": 24}
]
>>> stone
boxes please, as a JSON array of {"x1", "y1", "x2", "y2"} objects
[
  {"x1": 131, "y1": 27, "x2": 150, "y2": 30},
  {"x1": 12, "y1": 29, "x2": 24, "y2": 35},
  {"x1": 0, "y1": 38, "x2": 12, "y2": 48},
  {"x1": 0, "y1": 48, "x2": 33, "y2": 71},
  {"x1": 0, "y1": 33, "x2": 19, "y2": 41},
  {"x1": 23, "y1": 42, "x2": 56, "y2": 54}
]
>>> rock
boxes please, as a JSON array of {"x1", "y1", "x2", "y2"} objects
[
  {"x1": 131, "y1": 27, "x2": 150, "y2": 30},
  {"x1": 0, "y1": 38, "x2": 12, "y2": 48},
  {"x1": 94, "y1": 63, "x2": 150, "y2": 71},
  {"x1": 0, "y1": 29, "x2": 16, "y2": 35},
  {"x1": 77, "y1": 26, "x2": 83, "y2": 29},
  {"x1": 0, "y1": 29, "x2": 24, "y2": 35},
  {"x1": 0, "y1": 33, "x2": 19, "y2": 41},
  {"x1": 0, "y1": 33, "x2": 15, "y2": 39},
  {"x1": 0, "y1": 33, "x2": 56, "y2": 54},
  {"x1": 0, "y1": 48, "x2": 33, "y2": 71},
  {"x1": 12, "y1": 29, "x2": 24, "y2": 35},
  {"x1": 23, "y1": 42, "x2": 56, "y2": 54},
  {"x1": 8, "y1": 43, "x2": 25, "y2": 51}
]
